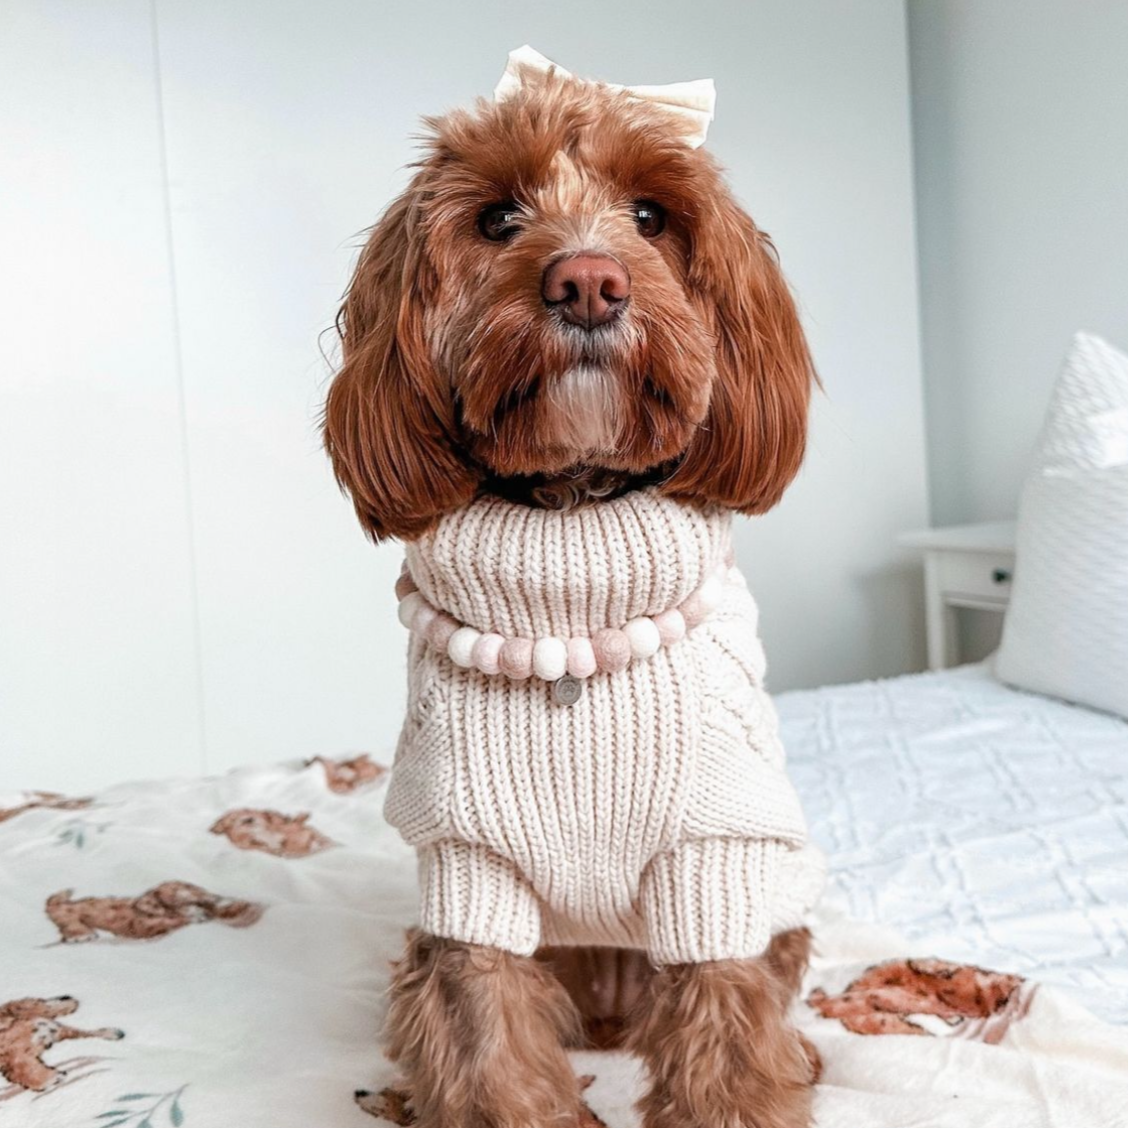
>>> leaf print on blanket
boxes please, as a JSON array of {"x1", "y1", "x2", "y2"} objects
[
  {"x1": 0, "y1": 792, "x2": 93, "y2": 825},
  {"x1": 808, "y1": 958, "x2": 1032, "y2": 1042},
  {"x1": 55, "y1": 816, "x2": 113, "y2": 850},
  {"x1": 0, "y1": 996, "x2": 123, "y2": 1095},
  {"x1": 354, "y1": 1076, "x2": 609, "y2": 1127},
  {"x1": 93, "y1": 1084, "x2": 188, "y2": 1127},
  {"x1": 45, "y1": 882, "x2": 263, "y2": 943},
  {"x1": 307, "y1": 754, "x2": 387, "y2": 793},
  {"x1": 209, "y1": 809, "x2": 335, "y2": 858}
]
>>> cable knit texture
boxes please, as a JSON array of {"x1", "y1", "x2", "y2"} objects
[{"x1": 385, "y1": 489, "x2": 825, "y2": 963}]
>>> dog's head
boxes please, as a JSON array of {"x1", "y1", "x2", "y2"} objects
[
  {"x1": 0, "y1": 996, "x2": 78, "y2": 1023},
  {"x1": 134, "y1": 881, "x2": 216, "y2": 921},
  {"x1": 136, "y1": 881, "x2": 263, "y2": 927},
  {"x1": 324, "y1": 66, "x2": 814, "y2": 540},
  {"x1": 210, "y1": 809, "x2": 269, "y2": 838}
]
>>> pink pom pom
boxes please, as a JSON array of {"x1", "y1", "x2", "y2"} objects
[
  {"x1": 679, "y1": 593, "x2": 709, "y2": 629},
  {"x1": 592, "y1": 627, "x2": 631, "y2": 673},
  {"x1": 567, "y1": 637, "x2": 597, "y2": 679},
  {"x1": 426, "y1": 612, "x2": 459, "y2": 653},
  {"x1": 498, "y1": 638, "x2": 534, "y2": 680},
  {"x1": 653, "y1": 609, "x2": 687, "y2": 646},
  {"x1": 394, "y1": 573, "x2": 418, "y2": 601},
  {"x1": 472, "y1": 633, "x2": 505, "y2": 676}
]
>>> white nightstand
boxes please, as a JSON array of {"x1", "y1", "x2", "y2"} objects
[{"x1": 898, "y1": 521, "x2": 1017, "y2": 670}]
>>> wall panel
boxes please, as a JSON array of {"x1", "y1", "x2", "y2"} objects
[{"x1": 0, "y1": 1, "x2": 203, "y2": 791}]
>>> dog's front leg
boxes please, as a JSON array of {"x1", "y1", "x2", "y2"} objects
[
  {"x1": 628, "y1": 956, "x2": 815, "y2": 1128},
  {"x1": 386, "y1": 931, "x2": 582, "y2": 1128}
]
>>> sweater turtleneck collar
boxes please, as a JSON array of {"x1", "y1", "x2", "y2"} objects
[{"x1": 404, "y1": 488, "x2": 732, "y2": 639}]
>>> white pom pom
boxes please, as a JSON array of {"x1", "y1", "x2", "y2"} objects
[
  {"x1": 532, "y1": 637, "x2": 568, "y2": 681},
  {"x1": 397, "y1": 592, "x2": 425, "y2": 629},
  {"x1": 624, "y1": 617, "x2": 661, "y2": 659},
  {"x1": 412, "y1": 603, "x2": 438, "y2": 635},
  {"x1": 696, "y1": 574, "x2": 724, "y2": 614},
  {"x1": 448, "y1": 626, "x2": 481, "y2": 668}
]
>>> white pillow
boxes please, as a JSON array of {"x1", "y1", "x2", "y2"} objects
[{"x1": 996, "y1": 332, "x2": 1128, "y2": 719}]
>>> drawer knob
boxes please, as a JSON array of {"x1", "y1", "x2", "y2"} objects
[{"x1": 992, "y1": 568, "x2": 1012, "y2": 584}]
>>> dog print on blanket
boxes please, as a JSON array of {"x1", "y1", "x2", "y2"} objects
[
  {"x1": 210, "y1": 808, "x2": 335, "y2": 858},
  {"x1": 808, "y1": 958, "x2": 1030, "y2": 1042},
  {"x1": 0, "y1": 792, "x2": 92, "y2": 825},
  {"x1": 0, "y1": 996, "x2": 123, "y2": 1093},
  {"x1": 45, "y1": 881, "x2": 263, "y2": 943},
  {"x1": 307, "y1": 754, "x2": 386, "y2": 793}
]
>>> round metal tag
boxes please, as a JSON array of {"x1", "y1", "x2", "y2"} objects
[{"x1": 552, "y1": 675, "x2": 583, "y2": 706}]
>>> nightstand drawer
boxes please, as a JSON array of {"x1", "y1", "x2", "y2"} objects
[{"x1": 937, "y1": 551, "x2": 1014, "y2": 604}]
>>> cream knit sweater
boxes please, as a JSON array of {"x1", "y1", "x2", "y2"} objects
[{"x1": 384, "y1": 489, "x2": 824, "y2": 964}]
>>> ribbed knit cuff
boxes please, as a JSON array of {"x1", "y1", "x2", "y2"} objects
[
  {"x1": 642, "y1": 838, "x2": 781, "y2": 964},
  {"x1": 418, "y1": 840, "x2": 542, "y2": 956},
  {"x1": 773, "y1": 841, "x2": 827, "y2": 933}
]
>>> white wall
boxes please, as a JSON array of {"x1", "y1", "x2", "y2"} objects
[
  {"x1": 909, "y1": 0, "x2": 1128, "y2": 525},
  {"x1": 1, "y1": 0, "x2": 928, "y2": 793}
]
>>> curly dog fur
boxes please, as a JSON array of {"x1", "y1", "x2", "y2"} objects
[{"x1": 386, "y1": 931, "x2": 583, "y2": 1128}]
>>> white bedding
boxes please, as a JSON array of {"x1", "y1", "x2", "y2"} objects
[
  {"x1": 2, "y1": 664, "x2": 1127, "y2": 1126},
  {"x1": 784, "y1": 663, "x2": 1128, "y2": 1024}
]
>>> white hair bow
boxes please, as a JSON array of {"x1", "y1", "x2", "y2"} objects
[{"x1": 493, "y1": 45, "x2": 716, "y2": 150}]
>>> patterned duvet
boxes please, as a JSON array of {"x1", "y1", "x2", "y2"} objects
[{"x1": 1, "y1": 664, "x2": 1126, "y2": 1126}]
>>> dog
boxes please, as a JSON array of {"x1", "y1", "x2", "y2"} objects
[
  {"x1": 808, "y1": 958, "x2": 1030, "y2": 1043},
  {"x1": 0, "y1": 996, "x2": 123, "y2": 1093},
  {"x1": 324, "y1": 48, "x2": 820, "y2": 1128},
  {"x1": 307, "y1": 753, "x2": 386, "y2": 793},
  {"x1": 210, "y1": 808, "x2": 335, "y2": 858},
  {"x1": 0, "y1": 792, "x2": 91, "y2": 824},
  {"x1": 45, "y1": 881, "x2": 263, "y2": 943}
]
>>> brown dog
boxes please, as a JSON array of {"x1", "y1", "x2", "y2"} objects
[
  {"x1": 325, "y1": 53, "x2": 818, "y2": 1128},
  {"x1": 307, "y1": 754, "x2": 386, "y2": 793},
  {"x1": 808, "y1": 958, "x2": 1028, "y2": 1042},
  {"x1": 0, "y1": 996, "x2": 123, "y2": 1093},
  {"x1": 45, "y1": 881, "x2": 263, "y2": 943},
  {"x1": 210, "y1": 808, "x2": 335, "y2": 858},
  {"x1": 0, "y1": 792, "x2": 91, "y2": 824}
]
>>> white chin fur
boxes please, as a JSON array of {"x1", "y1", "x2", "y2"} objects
[{"x1": 543, "y1": 365, "x2": 623, "y2": 456}]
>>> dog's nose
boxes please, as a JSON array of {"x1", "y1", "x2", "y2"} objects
[{"x1": 542, "y1": 254, "x2": 630, "y2": 329}]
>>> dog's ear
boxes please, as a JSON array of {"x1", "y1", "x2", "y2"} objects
[
  {"x1": 324, "y1": 182, "x2": 480, "y2": 542},
  {"x1": 661, "y1": 190, "x2": 814, "y2": 513}
]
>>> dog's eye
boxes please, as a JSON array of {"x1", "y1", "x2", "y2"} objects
[
  {"x1": 478, "y1": 202, "x2": 522, "y2": 243},
  {"x1": 632, "y1": 200, "x2": 666, "y2": 238}
]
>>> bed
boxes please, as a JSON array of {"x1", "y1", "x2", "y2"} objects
[{"x1": 3, "y1": 663, "x2": 1127, "y2": 1126}]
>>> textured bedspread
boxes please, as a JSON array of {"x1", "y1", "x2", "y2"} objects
[
  {"x1": 1, "y1": 665, "x2": 1127, "y2": 1126},
  {"x1": 785, "y1": 663, "x2": 1128, "y2": 1024}
]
